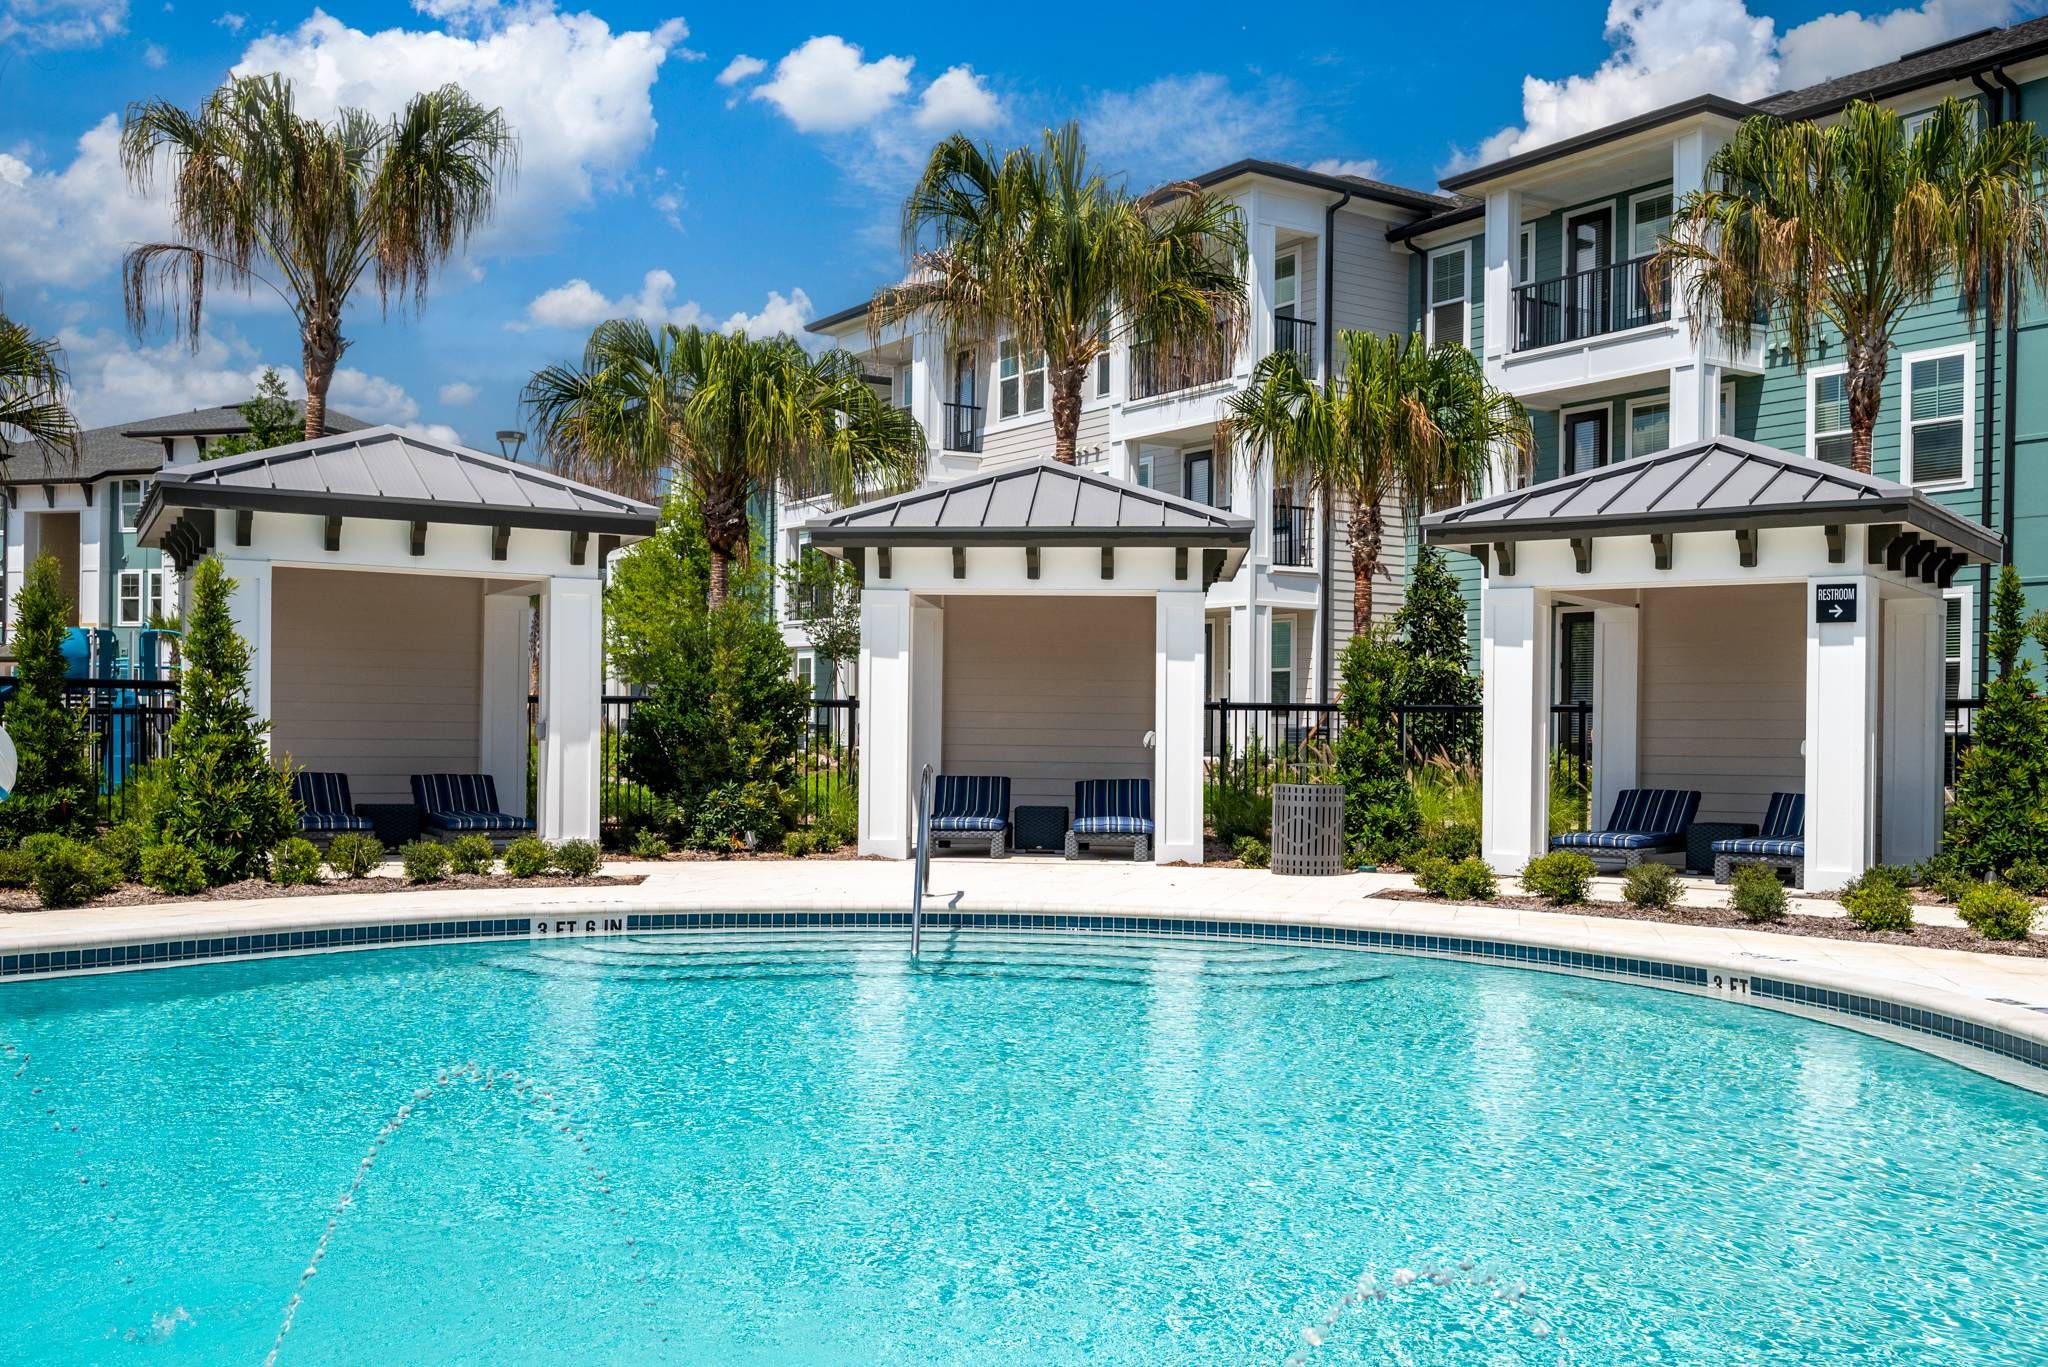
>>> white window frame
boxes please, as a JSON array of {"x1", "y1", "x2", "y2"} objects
[
  {"x1": 1625, "y1": 396, "x2": 1671, "y2": 459},
  {"x1": 1133, "y1": 452, "x2": 1154, "y2": 488},
  {"x1": 894, "y1": 364, "x2": 913, "y2": 410},
  {"x1": 1557, "y1": 202, "x2": 1615, "y2": 278},
  {"x1": 1719, "y1": 380, "x2": 1737, "y2": 438},
  {"x1": 1628, "y1": 186, "x2": 1673, "y2": 261},
  {"x1": 117, "y1": 569, "x2": 145, "y2": 626},
  {"x1": 117, "y1": 479, "x2": 146, "y2": 534},
  {"x1": 1273, "y1": 248, "x2": 1300, "y2": 316},
  {"x1": 1559, "y1": 403, "x2": 1611, "y2": 476},
  {"x1": 995, "y1": 336, "x2": 1047, "y2": 423},
  {"x1": 1902, "y1": 342, "x2": 1973, "y2": 492},
  {"x1": 1517, "y1": 225, "x2": 1535, "y2": 284},
  {"x1": 1426, "y1": 244, "x2": 1470, "y2": 348},
  {"x1": 1944, "y1": 584, "x2": 1976, "y2": 712},
  {"x1": 1806, "y1": 362, "x2": 1855, "y2": 468},
  {"x1": 1092, "y1": 306, "x2": 1112, "y2": 400},
  {"x1": 1270, "y1": 616, "x2": 1295, "y2": 703}
]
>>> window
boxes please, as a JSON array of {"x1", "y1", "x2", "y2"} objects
[
  {"x1": 1562, "y1": 406, "x2": 1609, "y2": 475},
  {"x1": 1719, "y1": 381, "x2": 1737, "y2": 438},
  {"x1": 1943, "y1": 589, "x2": 1973, "y2": 705},
  {"x1": 1626, "y1": 399, "x2": 1670, "y2": 458},
  {"x1": 1630, "y1": 190, "x2": 1672, "y2": 259},
  {"x1": 117, "y1": 479, "x2": 147, "y2": 534},
  {"x1": 117, "y1": 570, "x2": 144, "y2": 626},
  {"x1": 1808, "y1": 368, "x2": 1854, "y2": 467},
  {"x1": 1427, "y1": 246, "x2": 1469, "y2": 348},
  {"x1": 1094, "y1": 306, "x2": 1111, "y2": 398},
  {"x1": 997, "y1": 337, "x2": 1046, "y2": 420},
  {"x1": 1184, "y1": 450, "x2": 1214, "y2": 507},
  {"x1": 894, "y1": 365, "x2": 912, "y2": 410},
  {"x1": 1270, "y1": 617, "x2": 1294, "y2": 702},
  {"x1": 1517, "y1": 226, "x2": 1534, "y2": 283},
  {"x1": 1905, "y1": 345, "x2": 1971, "y2": 488},
  {"x1": 1133, "y1": 453, "x2": 1153, "y2": 488},
  {"x1": 1274, "y1": 251, "x2": 1299, "y2": 317}
]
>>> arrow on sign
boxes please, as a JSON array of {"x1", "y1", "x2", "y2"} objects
[{"x1": 1827, "y1": 603, "x2": 1845, "y2": 619}]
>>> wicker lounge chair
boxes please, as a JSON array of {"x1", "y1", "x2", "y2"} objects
[
  {"x1": 292, "y1": 771, "x2": 375, "y2": 836},
  {"x1": 1066, "y1": 779, "x2": 1153, "y2": 862},
  {"x1": 1550, "y1": 788, "x2": 1701, "y2": 868},
  {"x1": 928, "y1": 775, "x2": 1011, "y2": 857},
  {"x1": 409, "y1": 774, "x2": 535, "y2": 839},
  {"x1": 1712, "y1": 792, "x2": 1805, "y2": 888}
]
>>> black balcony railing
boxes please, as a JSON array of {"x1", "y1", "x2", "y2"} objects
[
  {"x1": 1129, "y1": 339, "x2": 1232, "y2": 401},
  {"x1": 1273, "y1": 313, "x2": 1317, "y2": 366},
  {"x1": 1272, "y1": 500, "x2": 1314, "y2": 567},
  {"x1": 1513, "y1": 254, "x2": 1669, "y2": 351},
  {"x1": 943, "y1": 401, "x2": 983, "y2": 453}
]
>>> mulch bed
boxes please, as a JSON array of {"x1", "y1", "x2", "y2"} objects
[
  {"x1": 0, "y1": 873, "x2": 646, "y2": 914},
  {"x1": 1376, "y1": 888, "x2": 2047, "y2": 957},
  {"x1": 644, "y1": 849, "x2": 878, "y2": 862}
]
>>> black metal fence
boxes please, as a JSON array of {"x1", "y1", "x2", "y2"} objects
[
  {"x1": 1513, "y1": 254, "x2": 1668, "y2": 350},
  {"x1": 1129, "y1": 339, "x2": 1232, "y2": 401},
  {"x1": 1945, "y1": 696, "x2": 1981, "y2": 790},
  {"x1": 942, "y1": 401, "x2": 983, "y2": 453},
  {"x1": 1272, "y1": 501, "x2": 1315, "y2": 568},
  {"x1": 0, "y1": 676, "x2": 180, "y2": 825},
  {"x1": 1273, "y1": 313, "x2": 1317, "y2": 366}
]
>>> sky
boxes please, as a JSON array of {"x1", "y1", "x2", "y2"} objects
[{"x1": 1, "y1": 0, "x2": 2040, "y2": 449}]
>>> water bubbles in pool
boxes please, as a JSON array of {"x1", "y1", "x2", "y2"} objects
[{"x1": 1291, "y1": 1253, "x2": 1566, "y2": 1362}]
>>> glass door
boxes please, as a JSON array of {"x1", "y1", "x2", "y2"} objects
[{"x1": 1565, "y1": 208, "x2": 1611, "y2": 340}]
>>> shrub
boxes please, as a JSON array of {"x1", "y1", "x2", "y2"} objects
[
  {"x1": 92, "y1": 825, "x2": 145, "y2": 883},
  {"x1": 814, "y1": 784, "x2": 857, "y2": 850},
  {"x1": 1520, "y1": 851, "x2": 1596, "y2": 905},
  {"x1": 1622, "y1": 862, "x2": 1679, "y2": 911},
  {"x1": 152, "y1": 559, "x2": 298, "y2": 883},
  {"x1": 447, "y1": 834, "x2": 495, "y2": 876},
  {"x1": 1944, "y1": 566, "x2": 2048, "y2": 878},
  {"x1": 140, "y1": 842, "x2": 207, "y2": 896},
  {"x1": 0, "y1": 848, "x2": 34, "y2": 888},
  {"x1": 1416, "y1": 855, "x2": 1495, "y2": 901},
  {"x1": 688, "y1": 781, "x2": 783, "y2": 851},
  {"x1": 270, "y1": 837, "x2": 323, "y2": 887},
  {"x1": 782, "y1": 829, "x2": 818, "y2": 858},
  {"x1": 1958, "y1": 883, "x2": 2038, "y2": 941},
  {"x1": 2003, "y1": 859, "x2": 2048, "y2": 897},
  {"x1": 29, "y1": 836, "x2": 120, "y2": 907},
  {"x1": 1408, "y1": 820, "x2": 1481, "y2": 866},
  {"x1": 1730, "y1": 864, "x2": 1787, "y2": 922},
  {"x1": 1841, "y1": 867, "x2": 1914, "y2": 933},
  {"x1": 552, "y1": 839, "x2": 603, "y2": 878},
  {"x1": 0, "y1": 556, "x2": 95, "y2": 842},
  {"x1": 1206, "y1": 779, "x2": 1272, "y2": 844},
  {"x1": 324, "y1": 833, "x2": 384, "y2": 880},
  {"x1": 1392, "y1": 547, "x2": 1483, "y2": 765},
  {"x1": 503, "y1": 836, "x2": 552, "y2": 879},
  {"x1": 631, "y1": 829, "x2": 671, "y2": 860},
  {"x1": 1233, "y1": 836, "x2": 1270, "y2": 869},
  {"x1": 400, "y1": 839, "x2": 450, "y2": 884},
  {"x1": 1335, "y1": 628, "x2": 1419, "y2": 862}
]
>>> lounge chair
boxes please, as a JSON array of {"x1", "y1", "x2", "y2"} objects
[
  {"x1": 927, "y1": 775, "x2": 1011, "y2": 857},
  {"x1": 292, "y1": 771, "x2": 375, "y2": 836},
  {"x1": 409, "y1": 773, "x2": 535, "y2": 839},
  {"x1": 1549, "y1": 788, "x2": 1701, "y2": 868},
  {"x1": 1066, "y1": 779, "x2": 1153, "y2": 862},
  {"x1": 1712, "y1": 792, "x2": 1805, "y2": 888}
]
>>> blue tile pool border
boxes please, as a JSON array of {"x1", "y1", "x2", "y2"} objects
[{"x1": 2, "y1": 907, "x2": 2043, "y2": 1081}]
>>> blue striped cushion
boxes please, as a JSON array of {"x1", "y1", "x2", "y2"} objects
[
  {"x1": 423, "y1": 811, "x2": 536, "y2": 833},
  {"x1": 931, "y1": 775, "x2": 1010, "y2": 832},
  {"x1": 298, "y1": 810, "x2": 375, "y2": 833},
  {"x1": 1551, "y1": 830, "x2": 1681, "y2": 852},
  {"x1": 1072, "y1": 779, "x2": 1153, "y2": 836},
  {"x1": 411, "y1": 773, "x2": 530, "y2": 831},
  {"x1": 1599, "y1": 788, "x2": 1701, "y2": 836},
  {"x1": 1759, "y1": 792, "x2": 1805, "y2": 841},
  {"x1": 293, "y1": 771, "x2": 356, "y2": 817},
  {"x1": 1712, "y1": 836, "x2": 1805, "y2": 858}
]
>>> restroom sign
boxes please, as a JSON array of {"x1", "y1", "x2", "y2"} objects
[{"x1": 1815, "y1": 583, "x2": 1859, "y2": 624}]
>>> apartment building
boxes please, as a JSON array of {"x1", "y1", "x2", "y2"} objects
[{"x1": 796, "y1": 161, "x2": 1458, "y2": 705}]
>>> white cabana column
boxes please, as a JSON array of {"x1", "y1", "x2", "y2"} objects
[
  {"x1": 1805, "y1": 574, "x2": 1879, "y2": 887},
  {"x1": 1154, "y1": 588, "x2": 1207, "y2": 864},
  {"x1": 858, "y1": 587, "x2": 915, "y2": 859},
  {"x1": 1881, "y1": 591, "x2": 1945, "y2": 868},
  {"x1": 220, "y1": 557, "x2": 273, "y2": 744},
  {"x1": 480, "y1": 590, "x2": 532, "y2": 820},
  {"x1": 537, "y1": 576, "x2": 603, "y2": 842},
  {"x1": 1589, "y1": 605, "x2": 1640, "y2": 829},
  {"x1": 1482, "y1": 583, "x2": 1549, "y2": 870}
]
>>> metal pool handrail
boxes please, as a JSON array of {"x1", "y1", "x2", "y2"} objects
[{"x1": 911, "y1": 763, "x2": 933, "y2": 958}]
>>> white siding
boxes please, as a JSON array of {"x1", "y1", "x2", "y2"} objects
[
  {"x1": 941, "y1": 594, "x2": 1154, "y2": 812},
  {"x1": 1637, "y1": 584, "x2": 1805, "y2": 825},
  {"x1": 270, "y1": 568, "x2": 487, "y2": 806},
  {"x1": 1329, "y1": 207, "x2": 1412, "y2": 338},
  {"x1": 978, "y1": 405, "x2": 1111, "y2": 467}
]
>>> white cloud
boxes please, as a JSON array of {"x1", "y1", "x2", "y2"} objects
[
  {"x1": 1307, "y1": 157, "x2": 1384, "y2": 181},
  {"x1": 1779, "y1": 0, "x2": 2024, "y2": 90},
  {"x1": 56, "y1": 324, "x2": 284, "y2": 427},
  {"x1": 913, "y1": 65, "x2": 999, "y2": 132},
  {"x1": 212, "y1": 9, "x2": 241, "y2": 30},
  {"x1": 510, "y1": 270, "x2": 813, "y2": 340},
  {"x1": 652, "y1": 189, "x2": 683, "y2": 230},
  {"x1": 438, "y1": 381, "x2": 480, "y2": 405},
  {"x1": 752, "y1": 35, "x2": 912, "y2": 133},
  {"x1": 141, "y1": 37, "x2": 164, "y2": 65},
  {"x1": 1086, "y1": 73, "x2": 1301, "y2": 179},
  {"x1": 716, "y1": 52, "x2": 764, "y2": 85},
  {"x1": 0, "y1": 114, "x2": 173, "y2": 288},
  {"x1": 0, "y1": 0, "x2": 128, "y2": 49}
]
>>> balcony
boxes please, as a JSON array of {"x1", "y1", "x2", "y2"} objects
[
  {"x1": 1272, "y1": 500, "x2": 1314, "y2": 568},
  {"x1": 1273, "y1": 313, "x2": 1317, "y2": 369},
  {"x1": 943, "y1": 401, "x2": 983, "y2": 454},
  {"x1": 1513, "y1": 255, "x2": 1669, "y2": 352},
  {"x1": 1129, "y1": 339, "x2": 1232, "y2": 402}
]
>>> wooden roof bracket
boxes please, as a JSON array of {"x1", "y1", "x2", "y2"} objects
[
  {"x1": 1570, "y1": 537, "x2": 1592, "y2": 575},
  {"x1": 1025, "y1": 545, "x2": 1040, "y2": 580},
  {"x1": 323, "y1": 514, "x2": 342, "y2": 553},
  {"x1": 1824, "y1": 524, "x2": 1845, "y2": 564},
  {"x1": 1866, "y1": 523, "x2": 1900, "y2": 565},
  {"x1": 1492, "y1": 540, "x2": 1516, "y2": 577},
  {"x1": 1736, "y1": 527, "x2": 1758, "y2": 568},
  {"x1": 1651, "y1": 533, "x2": 1672, "y2": 571}
]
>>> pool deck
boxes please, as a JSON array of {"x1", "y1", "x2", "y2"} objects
[{"x1": 5, "y1": 858, "x2": 2047, "y2": 1090}]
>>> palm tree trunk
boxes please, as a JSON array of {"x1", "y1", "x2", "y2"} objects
[
  {"x1": 1050, "y1": 362, "x2": 1087, "y2": 464},
  {"x1": 703, "y1": 487, "x2": 749, "y2": 610},
  {"x1": 1846, "y1": 332, "x2": 1887, "y2": 475},
  {"x1": 300, "y1": 307, "x2": 344, "y2": 441},
  {"x1": 1350, "y1": 498, "x2": 1383, "y2": 635}
]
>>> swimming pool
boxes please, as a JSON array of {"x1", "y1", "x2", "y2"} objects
[{"x1": 4, "y1": 930, "x2": 2046, "y2": 1363}]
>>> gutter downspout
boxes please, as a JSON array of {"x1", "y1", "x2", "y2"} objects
[
  {"x1": 1973, "y1": 70, "x2": 2003, "y2": 689},
  {"x1": 1996, "y1": 67, "x2": 2023, "y2": 586},
  {"x1": 1320, "y1": 188, "x2": 1350, "y2": 702}
]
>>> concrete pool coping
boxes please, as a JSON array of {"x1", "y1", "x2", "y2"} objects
[{"x1": 4, "y1": 859, "x2": 2047, "y2": 1093}]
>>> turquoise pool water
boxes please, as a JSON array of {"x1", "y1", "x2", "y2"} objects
[{"x1": 4, "y1": 931, "x2": 2047, "y2": 1364}]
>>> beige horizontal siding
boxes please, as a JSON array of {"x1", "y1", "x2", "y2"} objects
[
  {"x1": 1637, "y1": 584, "x2": 1804, "y2": 825},
  {"x1": 941, "y1": 594, "x2": 1154, "y2": 813},
  {"x1": 270, "y1": 568, "x2": 485, "y2": 806}
]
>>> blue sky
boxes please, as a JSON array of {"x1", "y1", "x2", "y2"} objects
[{"x1": 0, "y1": 0, "x2": 2035, "y2": 448}]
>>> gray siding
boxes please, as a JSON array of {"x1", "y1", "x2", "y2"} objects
[
  {"x1": 978, "y1": 404, "x2": 1111, "y2": 466},
  {"x1": 941, "y1": 594, "x2": 1154, "y2": 812},
  {"x1": 270, "y1": 568, "x2": 485, "y2": 806},
  {"x1": 1329, "y1": 208, "x2": 1411, "y2": 338}
]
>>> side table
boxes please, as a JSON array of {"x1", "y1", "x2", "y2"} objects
[
  {"x1": 1012, "y1": 805, "x2": 1069, "y2": 854},
  {"x1": 356, "y1": 803, "x2": 422, "y2": 848},
  {"x1": 1685, "y1": 821, "x2": 1756, "y2": 875}
]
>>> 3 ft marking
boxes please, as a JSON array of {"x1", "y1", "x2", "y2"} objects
[
  {"x1": 534, "y1": 916, "x2": 627, "y2": 938},
  {"x1": 1709, "y1": 973, "x2": 1751, "y2": 996}
]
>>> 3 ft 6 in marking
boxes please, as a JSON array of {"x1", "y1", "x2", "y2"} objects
[{"x1": 534, "y1": 916, "x2": 626, "y2": 938}]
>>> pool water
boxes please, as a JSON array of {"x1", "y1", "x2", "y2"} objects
[{"x1": 4, "y1": 931, "x2": 2046, "y2": 1364}]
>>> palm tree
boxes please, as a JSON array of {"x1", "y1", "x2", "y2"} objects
[
  {"x1": 1225, "y1": 332, "x2": 1530, "y2": 630},
  {"x1": 120, "y1": 74, "x2": 516, "y2": 440},
  {"x1": 0, "y1": 300, "x2": 80, "y2": 459},
  {"x1": 1658, "y1": 96, "x2": 2048, "y2": 474},
  {"x1": 875, "y1": 121, "x2": 1247, "y2": 464},
  {"x1": 523, "y1": 321, "x2": 926, "y2": 607}
]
